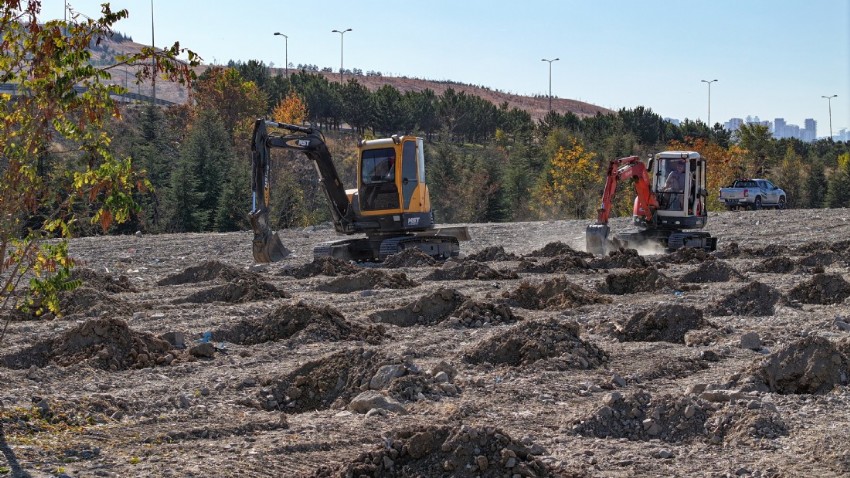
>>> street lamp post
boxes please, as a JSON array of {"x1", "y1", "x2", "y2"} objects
[
  {"x1": 822, "y1": 94, "x2": 837, "y2": 139},
  {"x1": 701, "y1": 79, "x2": 718, "y2": 129},
  {"x1": 273, "y1": 32, "x2": 288, "y2": 79},
  {"x1": 541, "y1": 58, "x2": 559, "y2": 112},
  {"x1": 331, "y1": 28, "x2": 352, "y2": 84},
  {"x1": 150, "y1": 0, "x2": 156, "y2": 105}
]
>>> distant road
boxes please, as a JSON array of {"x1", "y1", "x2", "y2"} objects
[{"x1": 0, "y1": 82, "x2": 175, "y2": 106}]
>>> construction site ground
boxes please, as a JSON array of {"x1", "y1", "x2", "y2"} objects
[{"x1": 1, "y1": 208, "x2": 850, "y2": 477}]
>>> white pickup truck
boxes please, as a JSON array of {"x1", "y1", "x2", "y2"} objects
[{"x1": 719, "y1": 179, "x2": 786, "y2": 210}]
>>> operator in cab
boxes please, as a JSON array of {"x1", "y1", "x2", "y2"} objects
[{"x1": 662, "y1": 159, "x2": 686, "y2": 210}]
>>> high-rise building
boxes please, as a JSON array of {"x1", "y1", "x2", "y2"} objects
[
  {"x1": 774, "y1": 118, "x2": 787, "y2": 138},
  {"x1": 803, "y1": 119, "x2": 816, "y2": 142}
]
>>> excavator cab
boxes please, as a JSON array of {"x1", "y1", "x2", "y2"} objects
[{"x1": 641, "y1": 151, "x2": 709, "y2": 231}]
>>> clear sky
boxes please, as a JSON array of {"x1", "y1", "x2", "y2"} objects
[{"x1": 43, "y1": 0, "x2": 850, "y2": 138}]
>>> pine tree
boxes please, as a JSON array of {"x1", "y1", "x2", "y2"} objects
[{"x1": 824, "y1": 153, "x2": 850, "y2": 208}]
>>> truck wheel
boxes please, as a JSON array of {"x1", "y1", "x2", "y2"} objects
[
  {"x1": 753, "y1": 196, "x2": 762, "y2": 210},
  {"x1": 777, "y1": 196, "x2": 786, "y2": 209}
]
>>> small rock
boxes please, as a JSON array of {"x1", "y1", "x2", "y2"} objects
[
  {"x1": 349, "y1": 390, "x2": 408, "y2": 415},
  {"x1": 612, "y1": 374, "x2": 627, "y2": 388},
  {"x1": 189, "y1": 342, "x2": 215, "y2": 358},
  {"x1": 740, "y1": 332, "x2": 761, "y2": 350}
]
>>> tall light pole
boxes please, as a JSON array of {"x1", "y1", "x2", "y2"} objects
[
  {"x1": 150, "y1": 0, "x2": 156, "y2": 105},
  {"x1": 541, "y1": 58, "x2": 559, "y2": 112},
  {"x1": 331, "y1": 28, "x2": 352, "y2": 84},
  {"x1": 822, "y1": 94, "x2": 837, "y2": 139},
  {"x1": 701, "y1": 79, "x2": 718, "y2": 128},
  {"x1": 273, "y1": 32, "x2": 288, "y2": 79}
]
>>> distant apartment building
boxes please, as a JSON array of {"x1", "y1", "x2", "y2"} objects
[
  {"x1": 724, "y1": 118, "x2": 744, "y2": 131},
  {"x1": 771, "y1": 117, "x2": 816, "y2": 141}
]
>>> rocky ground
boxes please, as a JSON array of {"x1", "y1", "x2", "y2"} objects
[{"x1": 1, "y1": 208, "x2": 850, "y2": 477}]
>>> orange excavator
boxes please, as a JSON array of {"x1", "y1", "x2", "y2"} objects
[{"x1": 585, "y1": 151, "x2": 717, "y2": 255}]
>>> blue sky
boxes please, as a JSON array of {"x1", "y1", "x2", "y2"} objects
[{"x1": 44, "y1": 0, "x2": 849, "y2": 138}]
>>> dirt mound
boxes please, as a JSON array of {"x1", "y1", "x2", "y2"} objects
[
  {"x1": 749, "y1": 256, "x2": 798, "y2": 274},
  {"x1": 157, "y1": 260, "x2": 245, "y2": 285},
  {"x1": 72, "y1": 267, "x2": 136, "y2": 293},
  {"x1": 464, "y1": 245, "x2": 521, "y2": 262},
  {"x1": 463, "y1": 318, "x2": 608, "y2": 369},
  {"x1": 714, "y1": 242, "x2": 790, "y2": 259},
  {"x1": 589, "y1": 248, "x2": 648, "y2": 270},
  {"x1": 572, "y1": 390, "x2": 711, "y2": 442},
  {"x1": 680, "y1": 260, "x2": 745, "y2": 283},
  {"x1": 278, "y1": 257, "x2": 361, "y2": 278},
  {"x1": 739, "y1": 336, "x2": 849, "y2": 394},
  {"x1": 216, "y1": 302, "x2": 385, "y2": 346},
  {"x1": 797, "y1": 251, "x2": 840, "y2": 268},
  {"x1": 175, "y1": 276, "x2": 286, "y2": 304},
  {"x1": 794, "y1": 240, "x2": 833, "y2": 255},
  {"x1": 518, "y1": 255, "x2": 590, "y2": 273},
  {"x1": 313, "y1": 424, "x2": 562, "y2": 478},
  {"x1": 597, "y1": 267, "x2": 673, "y2": 294},
  {"x1": 525, "y1": 241, "x2": 590, "y2": 258},
  {"x1": 317, "y1": 269, "x2": 419, "y2": 293},
  {"x1": 382, "y1": 249, "x2": 438, "y2": 268},
  {"x1": 503, "y1": 277, "x2": 610, "y2": 310},
  {"x1": 785, "y1": 273, "x2": 850, "y2": 305},
  {"x1": 571, "y1": 391, "x2": 787, "y2": 445},
  {"x1": 369, "y1": 288, "x2": 467, "y2": 327},
  {"x1": 448, "y1": 299, "x2": 522, "y2": 328},
  {"x1": 708, "y1": 281, "x2": 780, "y2": 317},
  {"x1": 423, "y1": 260, "x2": 518, "y2": 281},
  {"x1": 657, "y1": 247, "x2": 713, "y2": 264},
  {"x1": 2, "y1": 317, "x2": 174, "y2": 370},
  {"x1": 617, "y1": 304, "x2": 708, "y2": 344},
  {"x1": 58, "y1": 286, "x2": 134, "y2": 318},
  {"x1": 259, "y1": 348, "x2": 383, "y2": 413}
]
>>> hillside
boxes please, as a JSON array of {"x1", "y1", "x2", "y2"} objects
[{"x1": 97, "y1": 38, "x2": 611, "y2": 121}]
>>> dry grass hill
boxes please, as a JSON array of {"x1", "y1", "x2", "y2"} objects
[{"x1": 98, "y1": 38, "x2": 611, "y2": 121}]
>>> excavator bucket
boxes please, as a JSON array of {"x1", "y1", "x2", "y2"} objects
[
  {"x1": 585, "y1": 224, "x2": 610, "y2": 256},
  {"x1": 249, "y1": 209, "x2": 291, "y2": 263}
]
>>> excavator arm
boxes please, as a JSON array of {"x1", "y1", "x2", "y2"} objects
[
  {"x1": 586, "y1": 155, "x2": 660, "y2": 254},
  {"x1": 249, "y1": 119, "x2": 356, "y2": 262}
]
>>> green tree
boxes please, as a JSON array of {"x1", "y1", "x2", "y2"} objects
[
  {"x1": 733, "y1": 123, "x2": 775, "y2": 177},
  {"x1": 0, "y1": 0, "x2": 197, "y2": 323},
  {"x1": 804, "y1": 157, "x2": 828, "y2": 208},
  {"x1": 774, "y1": 146, "x2": 805, "y2": 208},
  {"x1": 824, "y1": 153, "x2": 850, "y2": 208}
]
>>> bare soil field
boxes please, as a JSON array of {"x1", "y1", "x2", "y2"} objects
[{"x1": 2, "y1": 208, "x2": 850, "y2": 477}]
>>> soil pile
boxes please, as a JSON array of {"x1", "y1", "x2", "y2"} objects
[
  {"x1": 215, "y1": 302, "x2": 385, "y2": 346},
  {"x1": 708, "y1": 281, "x2": 780, "y2": 317},
  {"x1": 739, "y1": 336, "x2": 849, "y2": 394},
  {"x1": 58, "y1": 286, "x2": 134, "y2": 318},
  {"x1": 313, "y1": 424, "x2": 562, "y2": 478},
  {"x1": 260, "y1": 348, "x2": 383, "y2": 413},
  {"x1": 571, "y1": 390, "x2": 711, "y2": 442},
  {"x1": 72, "y1": 267, "x2": 136, "y2": 293},
  {"x1": 382, "y1": 249, "x2": 438, "y2": 268},
  {"x1": 462, "y1": 318, "x2": 608, "y2": 369},
  {"x1": 423, "y1": 260, "x2": 518, "y2": 281},
  {"x1": 370, "y1": 288, "x2": 467, "y2": 327},
  {"x1": 714, "y1": 242, "x2": 790, "y2": 259},
  {"x1": 680, "y1": 260, "x2": 745, "y2": 283},
  {"x1": 571, "y1": 391, "x2": 787, "y2": 445},
  {"x1": 278, "y1": 257, "x2": 361, "y2": 278},
  {"x1": 175, "y1": 276, "x2": 286, "y2": 304},
  {"x1": 2, "y1": 317, "x2": 174, "y2": 370},
  {"x1": 518, "y1": 255, "x2": 590, "y2": 274},
  {"x1": 317, "y1": 269, "x2": 418, "y2": 293},
  {"x1": 464, "y1": 245, "x2": 520, "y2": 262},
  {"x1": 503, "y1": 277, "x2": 610, "y2": 310},
  {"x1": 597, "y1": 267, "x2": 672, "y2": 294},
  {"x1": 448, "y1": 299, "x2": 522, "y2": 328},
  {"x1": 658, "y1": 247, "x2": 713, "y2": 264},
  {"x1": 750, "y1": 256, "x2": 798, "y2": 274},
  {"x1": 589, "y1": 248, "x2": 648, "y2": 270},
  {"x1": 797, "y1": 251, "x2": 840, "y2": 268},
  {"x1": 617, "y1": 304, "x2": 707, "y2": 344},
  {"x1": 785, "y1": 273, "x2": 850, "y2": 305},
  {"x1": 525, "y1": 241, "x2": 590, "y2": 258},
  {"x1": 156, "y1": 260, "x2": 245, "y2": 285}
]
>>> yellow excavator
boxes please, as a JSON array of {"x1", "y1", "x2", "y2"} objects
[{"x1": 249, "y1": 119, "x2": 469, "y2": 263}]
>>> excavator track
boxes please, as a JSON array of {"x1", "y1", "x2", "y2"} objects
[{"x1": 377, "y1": 235, "x2": 460, "y2": 261}]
